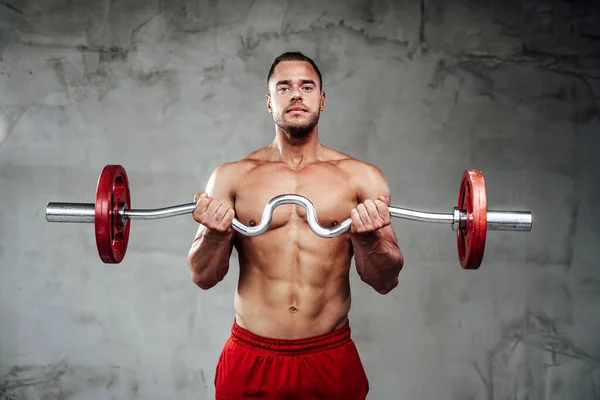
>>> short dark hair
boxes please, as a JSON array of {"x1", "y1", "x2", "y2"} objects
[{"x1": 267, "y1": 51, "x2": 323, "y2": 90}]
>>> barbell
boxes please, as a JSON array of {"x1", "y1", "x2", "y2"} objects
[{"x1": 45, "y1": 165, "x2": 533, "y2": 269}]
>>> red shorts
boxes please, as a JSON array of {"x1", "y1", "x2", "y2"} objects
[{"x1": 214, "y1": 319, "x2": 369, "y2": 399}]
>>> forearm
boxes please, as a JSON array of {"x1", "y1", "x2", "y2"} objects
[
  {"x1": 352, "y1": 231, "x2": 404, "y2": 294},
  {"x1": 187, "y1": 229, "x2": 234, "y2": 289}
]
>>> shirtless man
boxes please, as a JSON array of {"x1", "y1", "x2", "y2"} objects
[{"x1": 187, "y1": 52, "x2": 404, "y2": 399}]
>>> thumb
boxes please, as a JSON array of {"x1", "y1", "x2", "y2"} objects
[{"x1": 378, "y1": 195, "x2": 389, "y2": 205}]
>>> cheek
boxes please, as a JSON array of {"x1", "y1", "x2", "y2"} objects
[
  {"x1": 312, "y1": 94, "x2": 323, "y2": 107},
  {"x1": 271, "y1": 98, "x2": 286, "y2": 111}
]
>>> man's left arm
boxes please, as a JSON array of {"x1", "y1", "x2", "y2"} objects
[{"x1": 350, "y1": 164, "x2": 404, "y2": 294}]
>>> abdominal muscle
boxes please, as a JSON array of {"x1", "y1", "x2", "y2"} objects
[{"x1": 232, "y1": 222, "x2": 353, "y2": 340}]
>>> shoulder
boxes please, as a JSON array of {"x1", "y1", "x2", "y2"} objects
[
  {"x1": 211, "y1": 146, "x2": 270, "y2": 177},
  {"x1": 321, "y1": 147, "x2": 382, "y2": 176},
  {"x1": 208, "y1": 161, "x2": 250, "y2": 183},
  {"x1": 335, "y1": 157, "x2": 391, "y2": 202},
  {"x1": 211, "y1": 158, "x2": 259, "y2": 177},
  {"x1": 334, "y1": 156, "x2": 386, "y2": 183},
  {"x1": 205, "y1": 157, "x2": 260, "y2": 198}
]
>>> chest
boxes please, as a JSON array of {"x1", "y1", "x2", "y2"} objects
[{"x1": 234, "y1": 164, "x2": 358, "y2": 230}]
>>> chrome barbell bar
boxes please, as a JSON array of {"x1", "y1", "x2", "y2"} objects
[{"x1": 46, "y1": 194, "x2": 533, "y2": 238}]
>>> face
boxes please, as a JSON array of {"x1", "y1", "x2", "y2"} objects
[{"x1": 266, "y1": 61, "x2": 326, "y2": 137}]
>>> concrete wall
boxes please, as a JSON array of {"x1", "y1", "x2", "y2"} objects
[{"x1": 1, "y1": 0, "x2": 599, "y2": 398}]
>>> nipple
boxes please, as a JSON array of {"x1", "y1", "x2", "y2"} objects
[
  {"x1": 332, "y1": 220, "x2": 339, "y2": 227},
  {"x1": 249, "y1": 220, "x2": 256, "y2": 226}
]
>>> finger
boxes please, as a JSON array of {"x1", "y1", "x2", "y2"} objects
[
  {"x1": 364, "y1": 200, "x2": 383, "y2": 224},
  {"x1": 374, "y1": 199, "x2": 390, "y2": 223},
  {"x1": 350, "y1": 208, "x2": 365, "y2": 232},
  {"x1": 193, "y1": 196, "x2": 214, "y2": 225},
  {"x1": 211, "y1": 201, "x2": 224, "y2": 218},
  {"x1": 222, "y1": 208, "x2": 236, "y2": 229},
  {"x1": 199, "y1": 196, "x2": 213, "y2": 215},
  {"x1": 204, "y1": 198, "x2": 221, "y2": 217},
  {"x1": 378, "y1": 195, "x2": 389, "y2": 205},
  {"x1": 193, "y1": 194, "x2": 211, "y2": 215},
  {"x1": 356, "y1": 203, "x2": 373, "y2": 227},
  {"x1": 194, "y1": 192, "x2": 206, "y2": 204},
  {"x1": 212, "y1": 203, "x2": 229, "y2": 223}
]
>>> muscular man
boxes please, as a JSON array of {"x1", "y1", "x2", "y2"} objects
[{"x1": 187, "y1": 52, "x2": 404, "y2": 399}]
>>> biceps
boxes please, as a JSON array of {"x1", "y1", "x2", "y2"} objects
[
  {"x1": 358, "y1": 173, "x2": 392, "y2": 204},
  {"x1": 204, "y1": 165, "x2": 235, "y2": 207}
]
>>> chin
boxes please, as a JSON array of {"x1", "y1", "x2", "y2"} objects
[
  {"x1": 274, "y1": 111, "x2": 320, "y2": 135},
  {"x1": 283, "y1": 121, "x2": 316, "y2": 136},
  {"x1": 285, "y1": 114, "x2": 319, "y2": 131}
]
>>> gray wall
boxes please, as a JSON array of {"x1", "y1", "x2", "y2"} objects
[{"x1": 1, "y1": 0, "x2": 599, "y2": 398}]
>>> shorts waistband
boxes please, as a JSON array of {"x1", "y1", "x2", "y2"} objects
[{"x1": 230, "y1": 319, "x2": 351, "y2": 355}]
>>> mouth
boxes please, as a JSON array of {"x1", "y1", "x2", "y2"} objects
[{"x1": 287, "y1": 106, "x2": 307, "y2": 113}]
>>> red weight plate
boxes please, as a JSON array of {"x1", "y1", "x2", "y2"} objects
[
  {"x1": 456, "y1": 170, "x2": 487, "y2": 269},
  {"x1": 95, "y1": 165, "x2": 131, "y2": 263}
]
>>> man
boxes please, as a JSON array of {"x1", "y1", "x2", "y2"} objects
[{"x1": 187, "y1": 51, "x2": 404, "y2": 399}]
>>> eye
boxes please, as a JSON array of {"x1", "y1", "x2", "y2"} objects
[
  {"x1": 278, "y1": 87, "x2": 289, "y2": 93},
  {"x1": 303, "y1": 86, "x2": 313, "y2": 91}
]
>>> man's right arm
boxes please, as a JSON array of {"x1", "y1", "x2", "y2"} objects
[{"x1": 187, "y1": 163, "x2": 237, "y2": 290}]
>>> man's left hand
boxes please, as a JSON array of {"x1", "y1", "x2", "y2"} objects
[{"x1": 350, "y1": 195, "x2": 391, "y2": 234}]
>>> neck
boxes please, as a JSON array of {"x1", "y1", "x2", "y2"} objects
[{"x1": 272, "y1": 125, "x2": 321, "y2": 168}]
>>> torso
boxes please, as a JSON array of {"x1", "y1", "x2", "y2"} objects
[{"x1": 230, "y1": 146, "x2": 362, "y2": 339}]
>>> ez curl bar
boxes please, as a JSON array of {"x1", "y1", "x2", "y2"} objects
[{"x1": 46, "y1": 165, "x2": 533, "y2": 269}]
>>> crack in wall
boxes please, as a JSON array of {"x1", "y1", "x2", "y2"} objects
[
  {"x1": 0, "y1": 107, "x2": 30, "y2": 154},
  {"x1": 0, "y1": 0, "x2": 23, "y2": 14},
  {"x1": 0, "y1": 361, "x2": 139, "y2": 399},
  {"x1": 127, "y1": 8, "x2": 163, "y2": 52},
  {"x1": 419, "y1": 0, "x2": 426, "y2": 48},
  {"x1": 428, "y1": 51, "x2": 600, "y2": 110},
  {"x1": 238, "y1": 18, "x2": 412, "y2": 64},
  {"x1": 490, "y1": 311, "x2": 600, "y2": 399},
  {"x1": 471, "y1": 360, "x2": 492, "y2": 400}
]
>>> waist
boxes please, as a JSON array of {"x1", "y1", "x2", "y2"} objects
[{"x1": 230, "y1": 318, "x2": 352, "y2": 356}]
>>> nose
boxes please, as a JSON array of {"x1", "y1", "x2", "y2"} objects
[{"x1": 290, "y1": 86, "x2": 302, "y2": 101}]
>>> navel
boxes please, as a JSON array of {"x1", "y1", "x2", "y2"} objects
[
  {"x1": 249, "y1": 220, "x2": 256, "y2": 226},
  {"x1": 332, "y1": 220, "x2": 339, "y2": 227},
  {"x1": 289, "y1": 306, "x2": 298, "y2": 313}
]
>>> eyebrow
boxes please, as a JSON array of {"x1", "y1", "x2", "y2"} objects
[{"x1": 276, "y1": 79, "x2": 317, "y2": 86}]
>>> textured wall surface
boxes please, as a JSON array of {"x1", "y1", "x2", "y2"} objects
[{"x1": 1, "y1": 0, "x2": 599, "y2": 398}]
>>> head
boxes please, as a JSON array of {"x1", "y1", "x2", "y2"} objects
[{"x1": 266, "y1": 52, "x2": 326, "y2": 137}]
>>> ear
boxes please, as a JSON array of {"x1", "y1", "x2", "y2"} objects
[
  {"x1": 320, "y1": 91, "x2": 326, "y2": 111},
  {"x1": 266, "y1": 93, "x2": 272, "y2": 113}
]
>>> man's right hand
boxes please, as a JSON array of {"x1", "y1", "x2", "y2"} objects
[{"x1": 192, "y1": 193, "x2": 236, "y2": 236}]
